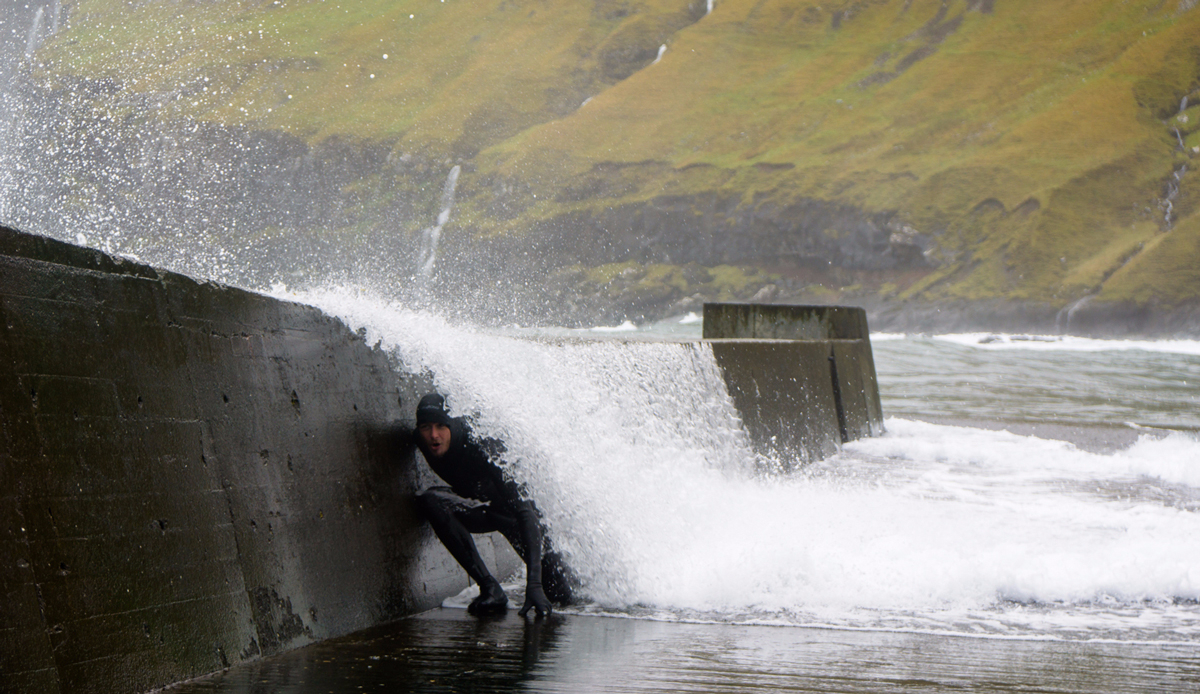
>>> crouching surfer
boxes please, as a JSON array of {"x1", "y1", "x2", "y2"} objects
[{"x1": 413, "y1": 393, "x2": 576, "y2": 618}]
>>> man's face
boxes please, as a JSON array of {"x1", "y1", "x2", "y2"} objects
[{"x1": 418, "y1": 422, "x2": 452, "y2": 457}]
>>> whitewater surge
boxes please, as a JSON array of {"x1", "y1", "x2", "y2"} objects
[
  {"x1": 887, "y1": 331, "x2": 1200, "y2": 357},
  {"x1": 291, "y1": 288, "x2": 1200, "y2": 641}
]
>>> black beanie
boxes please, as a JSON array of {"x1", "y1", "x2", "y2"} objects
[{"x1": 415, "y1": 393, "x2": 453, "y2": 427}]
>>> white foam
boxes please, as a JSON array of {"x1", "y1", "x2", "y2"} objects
[
  {"x1": 1115, "y1": 431, "x2": 1200, "y2": 487},
  {"x1": 591, "y1": 320, "x2": 639, "y2": 332},
  {"x1": 934, "y1": 332, "x2": 1200, "y2": 356},
  {"x1": 869, "y1": 331, "x2": 1200, "y2": 355}
]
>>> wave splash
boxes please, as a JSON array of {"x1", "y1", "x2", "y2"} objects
[{"x1": 297, "y1": 287, "x2": 1200, "y2": 641}]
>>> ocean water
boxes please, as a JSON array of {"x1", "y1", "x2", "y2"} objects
[
  {"x1": 872, "y1": 332, "x2": 1200, "y2": 431},
  {"x1": 288, "y1": 288, "x2": 1200, "y2": 646}
]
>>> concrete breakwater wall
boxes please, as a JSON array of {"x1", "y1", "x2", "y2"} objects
[
  {"x1": 1, "y1": 227, "x2": 883, "y2": 694},
  {"x1": 0, "y1": 226, "x2": 516, "y2": 694}
]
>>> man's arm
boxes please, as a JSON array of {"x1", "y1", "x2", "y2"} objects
[
  {"x1": 476, "y1": 437, "x2": 552, "y2": 617},
  {"x1": 514, "y1": 500, "x2": 552, "y2": 618}
]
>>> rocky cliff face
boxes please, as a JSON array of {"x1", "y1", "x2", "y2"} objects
[{"x1": 6, "y1": 0, "x2": 1200, "y2": 333}]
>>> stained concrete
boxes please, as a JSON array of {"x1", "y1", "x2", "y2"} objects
[
  {"x1": 704, "y1": 303, "x2": 885, "y2": 467},
  {"x1": 703, "y1": 303, "x2": 872, "y2": 342},
  {"x1": 0, "y1": 226, "x2": 516, "y2": 694}
]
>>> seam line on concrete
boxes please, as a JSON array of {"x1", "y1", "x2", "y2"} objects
[{"x1": 69, "y1": 592, "x2": 249, "y2": 624}]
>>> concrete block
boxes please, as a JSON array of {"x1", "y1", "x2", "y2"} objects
[
  {"x1": 703, "y1": 302, "x2": 885, "y2": 464},
  {"x1": 709, "y1": 340, "x2": 842, "y2": 469},
  {"x1": 832, "y1": 341, "x2": 885, "y2": 439},
  {"x1": 703, "y1": 302, "x2": 870, "y2": 340}
]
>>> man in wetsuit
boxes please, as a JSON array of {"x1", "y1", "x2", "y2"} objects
[{"x1": 413, "y1": 393, "x2": 575, "y2": 618}]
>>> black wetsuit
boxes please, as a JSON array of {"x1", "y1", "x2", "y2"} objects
[{"x1": 415, "y1": 417, "x2": 574, "y2": 606}]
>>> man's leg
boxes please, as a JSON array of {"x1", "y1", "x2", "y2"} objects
[
  {"x1": 489, "y1": 516, "x2": 578, "y2": 606},
  {"x1": 416, "y1": 488, "x2": 508, "y2": 614}
]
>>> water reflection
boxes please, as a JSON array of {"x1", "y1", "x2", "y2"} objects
[
  {"x1": 174, "y1": 610, "x2": 561, "y2": 693},
  {"x1": 170, "y1": 609, "x2": 1199, "y2": 693}
]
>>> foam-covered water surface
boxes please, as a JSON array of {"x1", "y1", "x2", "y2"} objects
[{"x1": 287, "y1": 288, "x2": 1200, "y2": 644}]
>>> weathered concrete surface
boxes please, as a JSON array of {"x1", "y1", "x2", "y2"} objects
[
  {"x1": 0, "y1": 226, "x2": 516, "y2": 694},
  {"x1": 703, "y1": 303, "x2": 872, "y2": 341},
  {"x1": 704, "y1": 303, "x2": 884, "y2": 467}
]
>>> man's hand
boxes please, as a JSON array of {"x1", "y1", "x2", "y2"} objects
[{"x1": 518, "y1": 582, "x2": 552, "y2": 619}]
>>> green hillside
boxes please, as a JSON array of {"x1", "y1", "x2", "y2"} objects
[{"x1": 36, "y1": 0, "x2": 1200, "y2": 329}]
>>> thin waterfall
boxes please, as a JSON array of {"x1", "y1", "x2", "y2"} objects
[
  {"x1": 1054, "y1": 294, "x2": 1093, "y2": 334},
  {"x1": 1162, "y1": 164, "x2": 1186, "y2": 229},
  {"x1": 25, "y1": 8, "x2": 45, "y2": 58},
  {"x1": 419, "y1": 165, "x2": 461, "y2": 279}
]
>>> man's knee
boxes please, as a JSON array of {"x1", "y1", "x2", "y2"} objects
[{"x1": 416, "y1": 490, "x2": 451, "y2": 521}]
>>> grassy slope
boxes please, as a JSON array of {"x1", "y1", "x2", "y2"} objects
[
  {"x1": 45, "y1": 0, "x2": 702, "y2": 149},
  {"x1": 481, "y1": 0, "x2": 1200, "y2": 306},
  {"x1": 40, "y1": 0, "x2": 1200, "y2": 309}
]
